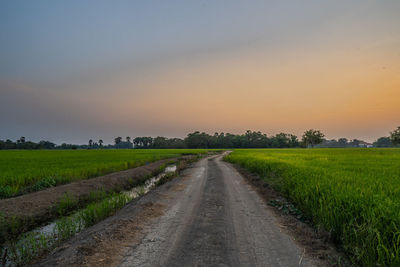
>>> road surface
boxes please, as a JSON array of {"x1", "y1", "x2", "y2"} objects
[{"x1": 119, "y1": 154, "x2": 310, "y2": 267}]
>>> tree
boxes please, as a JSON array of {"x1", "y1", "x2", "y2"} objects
[
  {"x1": 115, "y1": 137, "x2": 122, "y2": 145},
  {"x1": 5, "y1": 139, "x2": 16, "y2": 149},
  {"x1": 185, "y1": 131, "x2": 210, "y2": 148},
  {"x1": 38, "y1": 140, "x2": 56, "y2": 149},
  {"x1": 88, "y1": 139, "x2": 93, "y2": 148},
  {"x1": 242, "y1": 130, "x2": 269, "y2": 148},
  {"x1": 338, "y1": 138, "x2": 348, "y2": 147},
  {"x1": 288, "y1": 134, "x2": 299, "y2": 148},
  {"x1": 271, "y1": 133, "x2": 298, "y2": 148},
  {"x1": 169, "y1": 138, "x2": 186, "y2": 148},
  {"x1": 126, "y1": 136, "x2": 131, "y2": 143},
  {"x1": 302, "y1": 129, "x2": 324, "y2": 148},
  {"x1": 152, "y1": 136, "x2": 168, "y2": 148},
  {"x1": 373, "y1": 137, "x2": 392, "y2": 147},
  {"x1": 270, "y1": 133, "x2": 287, "y2": 148},
  {"x1": 99, "y1": 139, "x2": 103, "y2": 147},
  {"x1": 350, "y1": 139, "x2": 361, "y2": 147},
  {"x1": 390, "y1": 126, "x2": 400, "y2": 145},
  {"x1": 19, "y1": 136, "x2": 26, "y2": 143}
]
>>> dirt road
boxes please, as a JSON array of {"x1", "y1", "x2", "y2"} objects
[
  {"x1": 120, "y1": 154, "x2": 310, "y2": 267},
  {"x1": 39, "y1": 154, "x2": 317, "y2": 266}
]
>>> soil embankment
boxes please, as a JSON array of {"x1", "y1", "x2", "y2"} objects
[{"x1": 0, "y1": 156, "x2": 193, "y2": 234}]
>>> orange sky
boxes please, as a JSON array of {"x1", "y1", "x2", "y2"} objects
[
  {"x1": 1, "y1": 1, "x2": 399, "y2": 143},
  {"x1": 79, "y1": 39, "x2": 400, "y2": 142}
]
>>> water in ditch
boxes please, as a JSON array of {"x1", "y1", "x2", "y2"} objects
[
  {"x1": 40, "y1": 164, "x2": 176, "y2": 235},
  {"x1": 1, "y1": 164, "x2": 177, "y2": 266}
]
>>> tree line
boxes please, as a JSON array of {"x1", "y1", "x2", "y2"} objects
[
  {"x1": 1, "y1": 127, "x2": 399, "y2": 150},
  {"x1": 0, "y1": 137, "x2": 56, "y2": 150}
]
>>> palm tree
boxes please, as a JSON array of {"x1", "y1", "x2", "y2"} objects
[
  {"x1": 89, "y1": 139, "x2": 93, "y2": 148},
  {"x1": 99, "y1": 139, "x2": 103, "y2": 147}
]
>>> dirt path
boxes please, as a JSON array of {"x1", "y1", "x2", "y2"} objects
[
  {"x1": 120, "y1": 154, "x2": 312, "y2": 267},
  {"x1": 38, "y1": 154, "x2": 324, "y2": 266}
]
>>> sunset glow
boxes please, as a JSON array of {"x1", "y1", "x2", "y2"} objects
[{"x1": 1, "y1": 1, "x2": 399, "y2": 143}]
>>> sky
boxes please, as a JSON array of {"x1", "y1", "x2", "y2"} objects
[{"x1": 1, "y1": 0, "x2": 399, "y2": 144}]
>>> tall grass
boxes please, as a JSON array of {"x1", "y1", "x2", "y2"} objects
[
  {"x1": 0, "y1": 149, "x2": 207, "y2": 198},
  {"x1": 225, "y1": 148, "x2": 400, "y2": 266}
]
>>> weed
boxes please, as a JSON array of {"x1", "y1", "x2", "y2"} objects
[
  {"x1": 155, "y1": 172, "x2": 177, "y2": 186},
  {"x1": 2, "y1": 192, "x2": 132, "y2": 266},
  {"x1": 78, "y1": 193, "x2": 131, "y2": 228},
  {"x1": 56, "y1": 192, "x2": 78, "y2": 216},
  {"x1": 30, "y1": 177, "x2": 57, "y2": 192},
  {"x1": 0, "y1": 215, "x2": 24, "y2": 245},
  {"x1": 0, "y1": 185, "x2": 14, "y2": 199},
  {"x1": 136, "y1": 186, "x2": 146, "y2": 197},
  {"x1": 6, "y1": 231, "x2": 52, "y2": 266},
  {"x1": 54, "y1": 216, "x2": 81, "y2": 241},
  {"x1": 268, "y1": 199, "x2": 310, "y2": 223}
]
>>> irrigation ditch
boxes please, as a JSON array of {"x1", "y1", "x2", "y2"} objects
[{"x1": 0, "y1": 154, "x2": 204, "y2": 266}]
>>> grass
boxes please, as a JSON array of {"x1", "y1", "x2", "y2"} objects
[
  {"x1": 54, "y1": 190, "x2": 112, "y2": 217},
  {"x1": 0, "y1": 152, "x2": 193, "y2": 265},
  {"x1": 3, "y1": 192, "x2": 132, "y2": 266},
  {"x1": 2, "y1": 160, "x2": 183, "y2": 266},
  {"x1": 0, "y1": 149, "x2": 208, "y2": 198},
  {"x1": 0, "y1": 161, "x2": 183, "y2": 245},
  {"x1": 0, "y1": 189, "x2": 119, "y2": 246},
  {"x1": 225, "y1": 148, "x2": 400, "y2": 267}
]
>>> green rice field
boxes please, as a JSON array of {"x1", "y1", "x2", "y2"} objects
[
  {"x1": 225, "y1": 148, "x2": 400, "y2": 266},
  {"x1": 0, "y1": 149, "x2": 208, "y2": 198}
]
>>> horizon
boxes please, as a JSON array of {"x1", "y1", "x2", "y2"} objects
[
  {"x1": 0, "y1": 129, "x2": 387, "y2": 146},
  {"x1": 1, "y1": 1, "x2": 399, "y2": 144}
]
